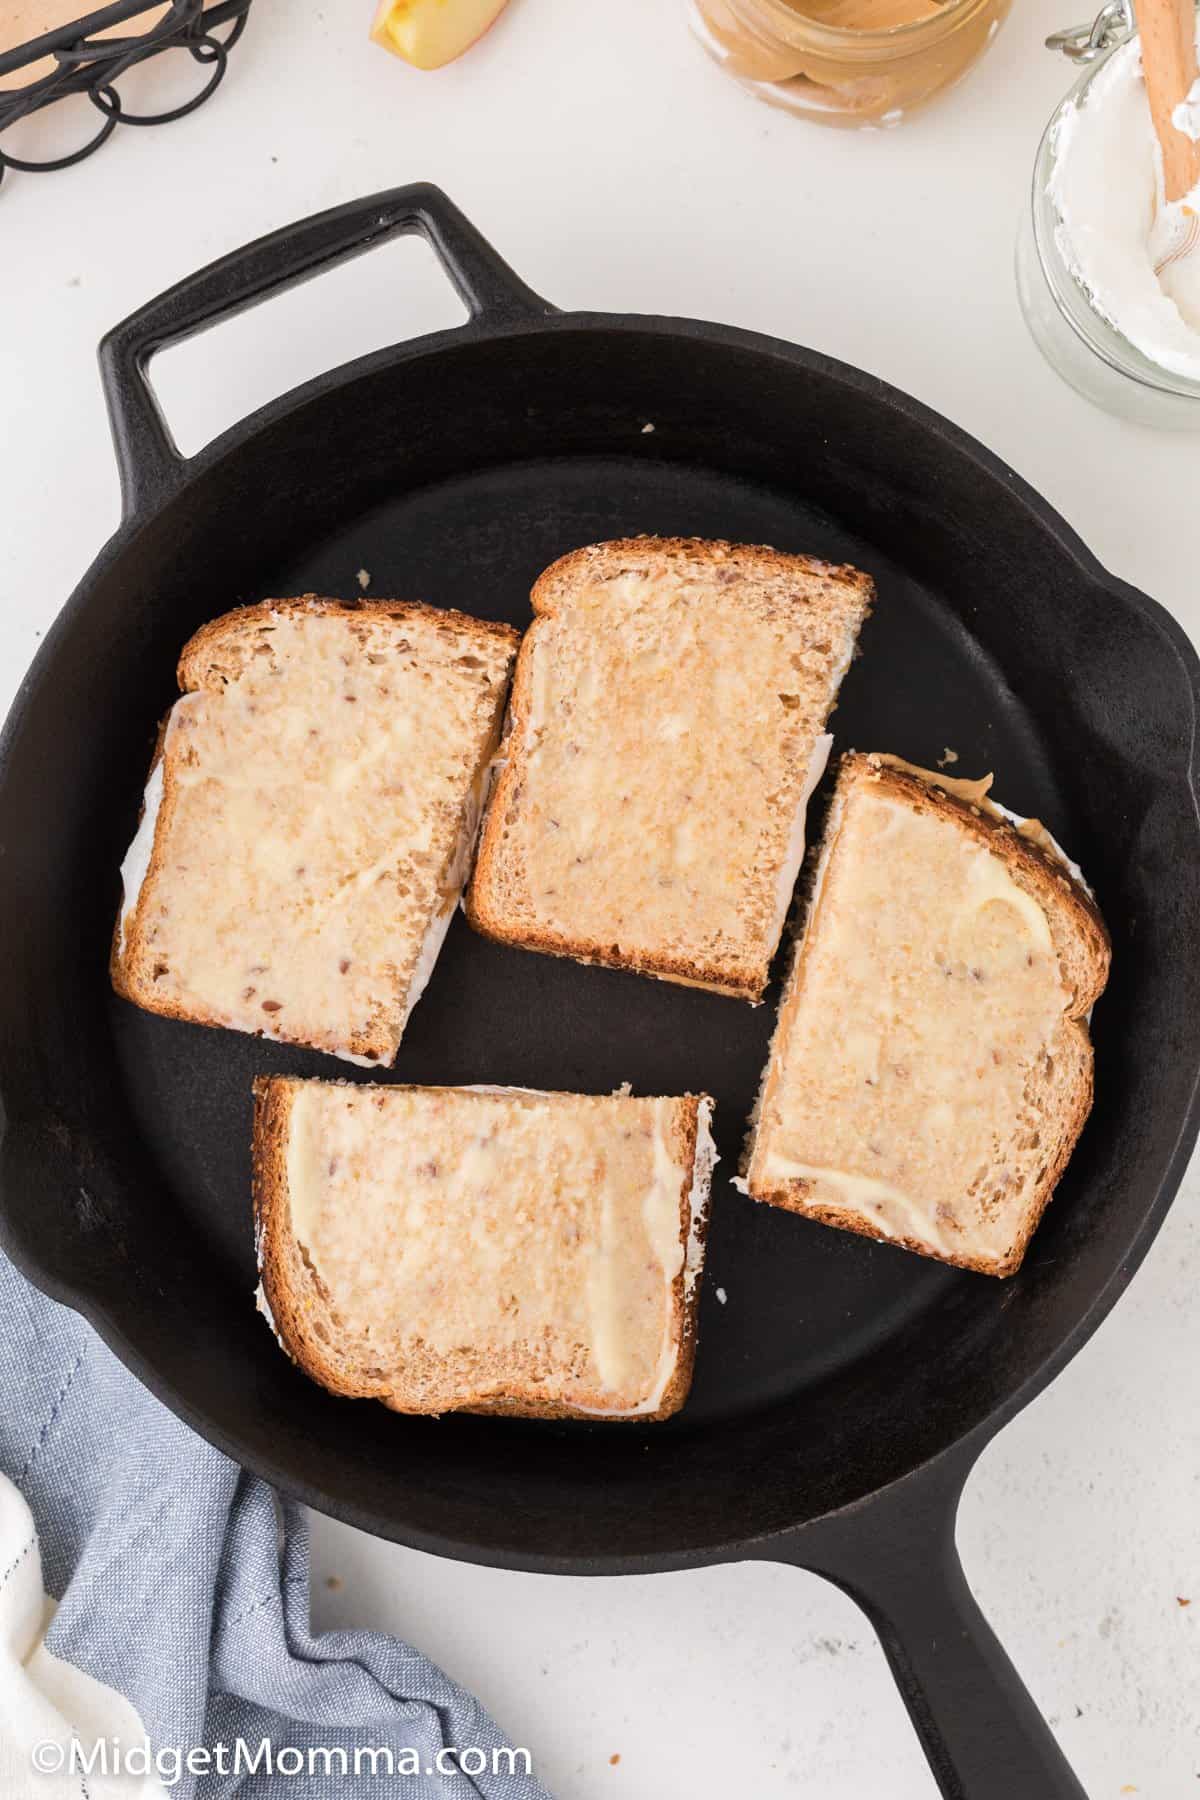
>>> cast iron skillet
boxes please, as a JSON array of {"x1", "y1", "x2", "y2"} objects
[{"x1": 1, "y1": 186, "x2": 1198, "y2": 1800}]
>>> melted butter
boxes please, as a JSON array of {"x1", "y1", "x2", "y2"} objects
[
  {"x1": 647, "y1": 1097, "x2": 689, "y2": 1280},
  {"x1": 283, "y1": 1084, "x2": 709, "y2": 1414},
  {"x1": 584, "y1": 1182, "x2": 624, "y2": 1392},
  {"x1": 875, "y1": 755, "x2": 1088, "y2": 889},
  {"x1": 759, "y1": 1156, "x2": 959, "y2": 1258},
  {"x1": 959, "y1": 846, "x2": 1054, "y2": 955},
  {"x1": 121, "y1": 606, "x2": 513, "y2": 1062},
  {"x1": 749, "y1": 780, "x2": 1073, "y2": 1269},
  {"x1": 505, "y1": 567, "x2": 864, "y2": 983}
]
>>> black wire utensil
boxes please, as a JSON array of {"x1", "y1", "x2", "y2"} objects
[{"x1": 0, "y1": 0, "x2": 252, "y2": 186}]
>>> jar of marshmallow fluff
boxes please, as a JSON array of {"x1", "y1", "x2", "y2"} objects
[{"x1": 1017, "y1": 0, "x2": 1200, "y2": 427}]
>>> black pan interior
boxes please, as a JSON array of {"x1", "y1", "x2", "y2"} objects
[{"x1": 1, "y1": 321, "x2": 1197, "y2": 1569}]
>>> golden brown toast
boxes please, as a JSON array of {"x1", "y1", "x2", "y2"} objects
[
  {"x1": 113, "y1": 596, "x2": 519, "y2": 1065},
  {"x1": 744, "y1": 753, "x2": 1110, "y2": 1276},
  {"x1": 466, "y1": 537, "x2": 874, "y2": 1001},
  {"x1": 254, "y1": 1079, "x2": 716, "y2": 1419}
]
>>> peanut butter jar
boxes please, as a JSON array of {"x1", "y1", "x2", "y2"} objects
[{"x1": 690, "y1": 0, "x2": 1012, "y2": 126}]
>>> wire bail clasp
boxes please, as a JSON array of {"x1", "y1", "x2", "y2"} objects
[{"x1": 1045, "y1": 0, "x2": 1133, "y2": 61}]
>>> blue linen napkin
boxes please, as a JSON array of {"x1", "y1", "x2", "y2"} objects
[{"x1": 0, "y1": 1250, "x2": 551, "y2": 1799}]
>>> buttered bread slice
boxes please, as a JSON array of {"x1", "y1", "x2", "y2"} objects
[
  {"x1": 112, "y1": 598, "x2": 519, "y2": 1064},
  {"x1": 253, "y1": 1079, "x2": 717, "y2": 1419},
  {"x1": 466, "y1": 537, "x2": 874, "y2": 1001},
  {"x1": 744, "y1": 754, "x2": 1110, "y2": 1276}
]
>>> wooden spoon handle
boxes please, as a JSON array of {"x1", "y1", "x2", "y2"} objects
[{"x1": 1134, "y1": 0, "x2": 1200, "y2": 202}]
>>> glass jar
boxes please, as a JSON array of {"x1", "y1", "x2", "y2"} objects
[
  {"x1": 689, "y1": 0, "x2": 1012, "y2": 127},
  {"x1": 1016, "y1": 0, "x2": 1200, "y2": 428}
]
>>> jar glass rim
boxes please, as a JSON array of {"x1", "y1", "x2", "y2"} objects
[{"x1": 761, "y1": 0, "x2": 992, "y2": 45}]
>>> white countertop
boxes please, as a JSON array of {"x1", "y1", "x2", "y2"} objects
[{"x1": 3, "y1": 1, "x2": 1198, "y2": 1794}]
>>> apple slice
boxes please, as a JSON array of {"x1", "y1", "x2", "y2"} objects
[{"x1": 370, "y1": 0, "x2": 510, "y2": 69}]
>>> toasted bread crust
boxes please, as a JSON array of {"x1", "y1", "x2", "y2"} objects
[
  {"x1": 253, "y1": 1078, "x2": 708, "y2": 1420},
  {"x1": 112, "y1": 596, "x2": 519, "y2": 1062},
  {"x1": 109, "y1": 709, "x2": 172, "y2": 1010},
  {"x1": 746, "y1": 752, "x2": 1110, "y2": 1277},
  {"x1": 467, "y1": 538, "x2": 874, "y2": 1001},
  {"x1": 530, "y1": 535, "x2": 873, "y2": 618},
  {"x1": 177, "y1": 595, "x2": 519, "y2": 692}
]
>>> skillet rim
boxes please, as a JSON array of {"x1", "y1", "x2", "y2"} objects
[{"x1": 1, "y1": 307, "x2": 1198, "y2": 1574}]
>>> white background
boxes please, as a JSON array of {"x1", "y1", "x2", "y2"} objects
[{"x1": 2, "y1": 1, "x2": 1198, "y2": 1794}]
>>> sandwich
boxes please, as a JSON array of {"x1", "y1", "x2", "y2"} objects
[
  {"x1": 742, "y1": 753, "x2": 1111, "y2": 1276},
  {"x1": 112, "y1": 597, "x2": 519, "y2": 1065},
  {"x1": 466, "y1": 537, "x2": 874, "y2": 1001},
  {"x1": 253, "y1": 1078, "x2": 717, "y2": 1418}
]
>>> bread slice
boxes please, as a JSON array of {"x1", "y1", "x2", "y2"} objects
[
  {"x1": 743, "y1": 753, "x2": 1111, "y2": 1277},
  {"x1": 253, "y1": 1078, "x2": 717, "y2": 1419},
  {"x1": 465, "y1": 537, "x2": 874, "y2": 1002},
  {"x1": 112, "y1": 597, "x2": 519, "y2": 1065}
]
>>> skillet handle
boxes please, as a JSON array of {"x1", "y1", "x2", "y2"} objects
[
  {"x1": 767, "y1": 1448, "x2": 1087, "y2": 1800},
  {"x1": 98, "y1": 182, "x2": 554, "y2": 519}
]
